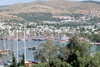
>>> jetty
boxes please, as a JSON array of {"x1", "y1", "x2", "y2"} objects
[{"x1": 91, "y1": 42, "x2": 100, "y2": 45}]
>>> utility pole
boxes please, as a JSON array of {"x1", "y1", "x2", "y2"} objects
[{"x1": 6, "y1": 22, "x2": 8, "y2": 61}]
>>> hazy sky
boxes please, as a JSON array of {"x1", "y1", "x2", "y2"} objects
[{"x1": 0, "y1": 0, "x2": 100, "y2": 6}]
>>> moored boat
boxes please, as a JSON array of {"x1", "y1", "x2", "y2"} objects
[
  {"x1": 59, "y1": 40, "x2": 67, "y2": 42},
  {"x1": 38, "y1": 38, "x2": 46, "y2": 41},
  {"x1": 33, "y1": 38, "x2": 39, "y2": 41},
  {"x1": 28, "y1": 46, "x2": 37, "y2": 50},
  {"x1": 19, "y1": 54, "x2": 22, "y2": 57},
  {"x1": 33, "y1": 51, "x2": 38, "y2": 54},
  {"x1": 0, "y1": 49, "x2": 10, "y2": 55},
  {"x1": 56, "y1": 35, "x2": 69, "y2": 43}
]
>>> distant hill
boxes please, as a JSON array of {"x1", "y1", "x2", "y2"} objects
[
  {"x1": 0, "y1": 5, "x2": 9, "y2": 8},
  {"x1": 82, "y1": 1, "x2": 100, "y2": 5},
  {"x1": 0, "y1": 0, "x2": 100, "y2": 22}
]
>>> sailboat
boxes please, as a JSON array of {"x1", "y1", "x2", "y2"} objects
[
  {"x1": 24, "y1": 25, "x2": 27, "y2": 63},
  {"x1": 17, "y1": 29, "x2": 19, "y2": 61}
]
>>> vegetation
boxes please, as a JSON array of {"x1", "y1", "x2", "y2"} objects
[
  {"x1": 34, "y1": 40, "x2": 61, "y2": 62},
  {"x1": 20, "y1": 53, "x2": 25, "y2": 66},
  {"x1": 71, "y1": 13, "x2": 84, "y2": 19},
  {"x1": 89, "y1": 17, "x2": 100, "y2": 23},
  {"x1": 12, "y1": 12, "x2": 61, "y2": 23},
  {"x1": 80, "y1": 33, "x2": 100, "y2": 42},
  {"x1": 32, "y1": 35, "x2": 100, "y2": 67},
  {"x1": 10, "y1": 56, "x2": 17, "y2": 67},
  {"x1": 43, "y1": 22, "x2": 89, "y2": 29},
  {"x1": 5, "y1": 35, "x2": 100, "y2": 67},
  {"x1": 9, "y1": 53, "x2": 25, "y2": 67}
]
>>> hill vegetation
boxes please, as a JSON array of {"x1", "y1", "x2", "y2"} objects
[{"x1": 12, "y1": 12, "x2": 60, "y2": 22}]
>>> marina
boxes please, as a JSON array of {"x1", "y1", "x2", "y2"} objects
[{"x1": 0, "y1": 38, "x2": 100, "y2": 62}]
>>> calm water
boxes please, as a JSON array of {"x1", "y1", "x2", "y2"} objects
[
  {"x1": 0, "y1": 40, "x2": 66, "y2": 61},
  {"x1": 0, "y1": 40, "x2": 99, "y2": 61}
]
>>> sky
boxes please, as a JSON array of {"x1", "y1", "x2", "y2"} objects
[{"x1": 0, "y1": 0, "x2": 100, "y2": 6}]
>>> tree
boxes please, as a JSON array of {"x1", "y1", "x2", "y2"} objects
[
  {"x1": 60, "y1": 62, "x2": 72, "y2": 67},
  {"x1": 71, "y1": 40, "x2": 93, "y2": 67},
  {"x1": 44, "y1": 63, "x2": 50, "y2": 67},
  {"x1": 33, "y1": 35, "x2": 100, "y2": 67},
  {"x1": 34, "y1": 54, "x2": 40, "y2": 61},
  {"x1": 32, "y1": 63, "x2": 45, "y2": 67},
  {"x1": 58, "y1": 35, "x2": 93, "y2": 67},
  {"x1": 68, "y1": 35, "x2": 80, "y2": 48},
  {"x1": 10, "y1": 56, "x2": 17, "y2": 67},
  {"x1": 36, "y1": 40, "x2": 61, "y2": 62},
  {"x1": 49, "y1": 58, "x2": 61, "y2": 67},
  {"x1": 21, "y1": 53, "x2": 25, "y2": 66},
  {"x1": 89, "y1": 52, "x2": 100, "y2": 67}
]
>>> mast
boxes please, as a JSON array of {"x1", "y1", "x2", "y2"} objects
[
  {"x1": 17, "y1": 29, "x2": 18, "y2": 61},
  {"x1": 24, "y1": 25, "x2": 26, "y2": 61},
  {"x1": 11, "y1": 20, "x2": 13, "y2": 60},
  {"x1": 6, "y1": 22, "x2": 8, "y2": 61},
  {"x1": 2, "y1": 37, "x2": 5, "y2": 63}
]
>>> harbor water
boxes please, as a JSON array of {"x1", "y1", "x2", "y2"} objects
[
  {"x1": 0, "y1": 40, "x2": 99, "y2": 61},
  {"x1": 0, "y1": 40, "x2": 66, "y2": 61}
]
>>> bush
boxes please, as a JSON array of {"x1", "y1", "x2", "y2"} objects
[
  {"x1": 44, "y1": 63, "x2": 50, "y2": 67},
  {"x1": 49, "y1": 58, "x2": 61, "y2": 67},
  {"x1": 60, "y1": 62, "x2": 72, "y2": 67}
]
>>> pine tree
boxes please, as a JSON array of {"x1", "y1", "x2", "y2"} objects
[
  {"x1": 10, "y1": 56, "x2": 17, "y2": 67},
  {"x1": 21, "y1": 53, "x2": 25, "y2": 66}
]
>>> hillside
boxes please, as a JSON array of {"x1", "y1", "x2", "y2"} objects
[
  {"x1": 0, "y1": 5, "x2": 9, "y2": 8},
  {"x1": 0, "y1": 0, "x2": 100, "y2": 22}
]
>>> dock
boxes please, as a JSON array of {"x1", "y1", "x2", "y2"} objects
[{"x1": 90, "y1": 42, "x2": 100, "y2": 45}]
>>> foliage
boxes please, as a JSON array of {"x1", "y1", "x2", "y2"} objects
[
  {"x1": 49, "y1": 58, "x2": 61, "y2": 67},
  {"x1": 12, "y1": 12, "x2": 60, "y2": 22},
  {"x1": 89, "y1": 52, "x2": 100, "y2": 67},
  {"x1": 43, "y1": 22, "x2": 89, "y2": 29},
  {"x1": 32, "y1": 59, "x2": 72, "y2": 67},
  {"x1": 21, "y1": 53, "x2": 25, "y2": 66},
  {"x1": 44, "y1": 63, "x2": 50, "y2": 67},
  {"x1": 71, "y1": 40, "x2": 93, "y2": 67},
  {"x1": 32, "y1": 63, "x2": 45, "y2": 67},
  {"x1": 10, "y1": 35, "x2": 100, "y2": 67},
  {"x1": 80, "y1": 33, "x2": 100, "y2": 42},
  {"x1": 71, "y1": 13, "x2": 84, "y2": 19},
  {"x1": 90, "y1": 17, "x2": 100, "y2": 23},
  {"x1": 10, "y1": 56, "x2": 17, "y2": 67},
  {"x1": 35, "y1": 40, "x2": 61, "y2": 62},
  {"x1": 60, "y1": 62, "x2": 72, "y2": 67}
]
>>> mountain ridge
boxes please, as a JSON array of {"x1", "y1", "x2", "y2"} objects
[{"x1": 0, "y1": 0, "x2": 100, "y2": 22}]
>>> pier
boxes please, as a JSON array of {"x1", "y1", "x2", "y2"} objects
[{"x1": 90, "y1": 42, "x2": 100, "y2": 45}]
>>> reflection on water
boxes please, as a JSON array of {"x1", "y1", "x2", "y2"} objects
[{"x1": 94, "y1": 45, "x2": 100, "y2": 52}]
